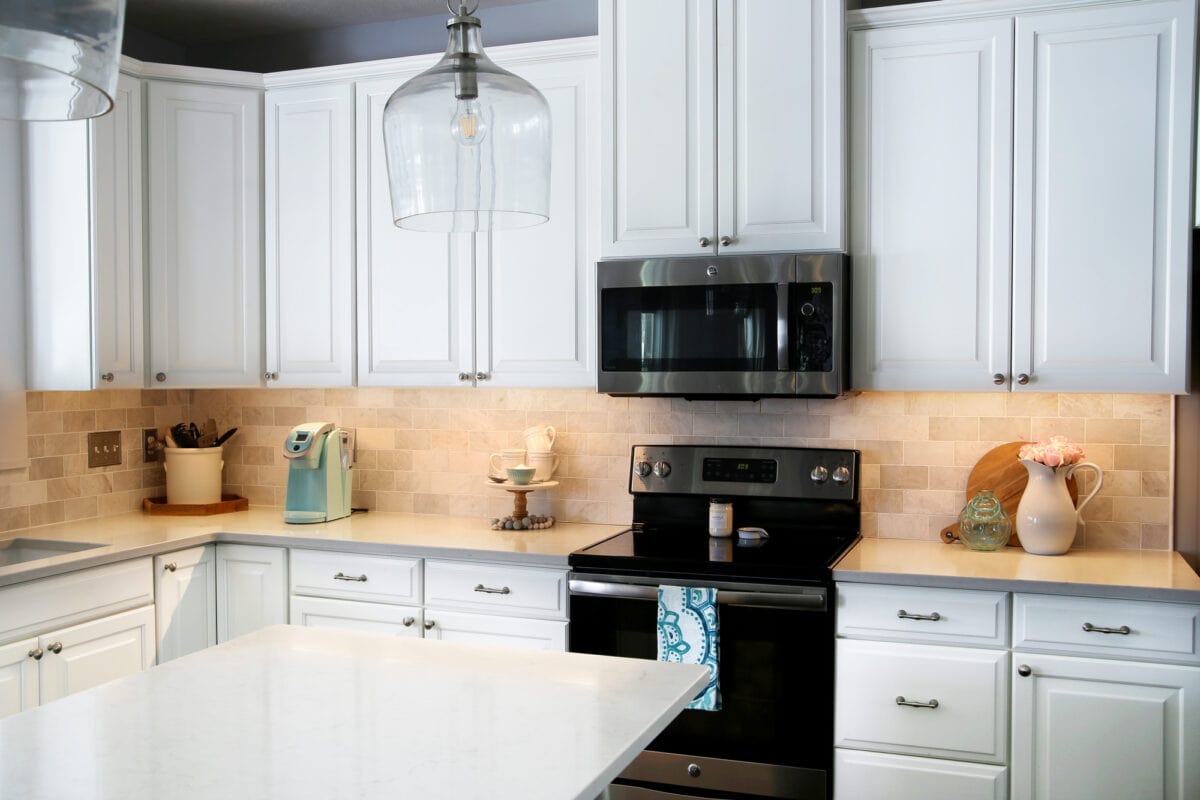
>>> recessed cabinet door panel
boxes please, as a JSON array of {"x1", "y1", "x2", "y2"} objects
[
  {"x1": 91, "y1": 73, "x2": 145, "y2": 389},
  {"x1": 38, "y1": 605, "x2": 155, "y2": 705},
  {"x1": 601, "y1": 0, "x2": 717, "y2": 257},
  {"x1": 0, "y1": 637, "x2": 39, "y2": 720},
  {"x1": 264, "y1": 83, "x2": 355, "y2": 387},
  {"x1": 482, "y1": 56, "x2": 597, "y2": 387},
  {"x1": 719, "y1": 0, "x2": 842, "y2": 253},
  {"x1": 849, "y1": 18, "x2": 1014, "y2": 391},
  {"x1": 1011, "y1": 653, "x2": 1200, "y2": 800},
  {"x1": 154, "y1": 546, "x2": 217, "y2": 663},
  {"x1": 148, "y1": 81, "x2": 263, "y2": 387},
  {"x1": 355, "y1": 76, "x2": 474, "y2": 386},
  {"x1": 215, "y1": 544, "x2": 287, "y2": 643},
  {"x1": 1011, "y1": 1, "x2": 1195, "y2": 392}
]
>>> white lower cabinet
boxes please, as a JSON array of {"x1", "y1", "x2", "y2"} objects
[
  {"x1": 215, "y1": 544, "x2": 288, "y2": 643},
  {"x1": 834, "y1": 750, "x2": 1007, "y2": 800},
  {"x1": 38, "y1": 605, "x2": 156, "y2": 705},
  {"x1": 154, "y1": 546, "x2": 217, "y2": 663},
  {"x1": 422, "y1": 609, "x2": 567, "y2": 651},
  {"x1": 290, "y1": 595, "x2": 423, "y2": 638},
  {"x1": 0, "y1": 637, "x2": 39, "y2": 719}
]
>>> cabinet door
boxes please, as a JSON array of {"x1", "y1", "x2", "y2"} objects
[
  {"x1": 1011, "y1": 653, "x2": 1200, "y2": 800},
  {"x1": 355, "y1": 76, "x2": 474, "y2": 387},
  {"x1": 600, "y1": 0, "x2": 718, "y2": 258},
  {"x1": 264, "y1": 82, "x2": 355, "y2": 388},
  {"x1": 717, "y1": 0, "x2": 843, "y2": 253},
  {"x1": 215, "y1": 544, "x2": 288, "y2": 643},
  {"x1": 0, "y1": 637, "x2": 39, "y2": 720},
  {"x1": 38, "y1": 605, "x2": 156, "y2": 705},
  {"x1": 147, "y1": 80, "x2": 263, "y2": 387},
  {"x1": 848, "y1": 17, "x2": 1014, "y2": 391},
  {"x1": 478, "y1": 53, "x2": 598, "y2": 387},
  {"x1": 154, "y1": 545, "x2": 217, "y2": 663},
  {"x1": 423, "y1": 609, "x2": 567, "y2": 651},
  {"x1": 835, "y1": 749, "x2": 1007, "y2": 800},
  {"x1": 92, "y1": 72, "x2": 145, "y2": 389},
  {"x1": 1011, "y1": 0, "x2": 1195, "y2": 393},
  {"x1": 290, "y1": 595, "x2": 422, "y2": 638}
]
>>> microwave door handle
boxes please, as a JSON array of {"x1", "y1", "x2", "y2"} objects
[{"x1": 777, "y1": 282, "x2": 789, "y2": 371}]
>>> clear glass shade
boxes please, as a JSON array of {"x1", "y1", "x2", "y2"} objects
[
  {"x1": 382, "y1": 21, "x2": 551, "y2": 233},
  {"x1": 0, "y1": 0, "x2": 126, "y2": 121}
]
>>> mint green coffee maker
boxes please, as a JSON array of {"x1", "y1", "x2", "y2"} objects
[{"x1": 282, "y1": 422, "x2": 352, "y2": 523}]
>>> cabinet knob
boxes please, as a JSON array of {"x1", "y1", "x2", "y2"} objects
[
  {"x1": 100, "y1": 372, "x2": 114, "y2": 383},
  {"x1": 402, "y1": 617, "x2": 416, "y2": 627},
  {"x1": 1017, "y1": 664, "x2": 1032, "y2": 677},
  {"x1": 47, "y1": 642, "x2": 63, "y2": 654},
  {"x1": 155, "y1": 372, "x2": 167, "y2": 383},
  {"x1": 28, "y1": 647, "x2": 43, "y2": 661},
  {"x1": 475, "y1": 372, "x2": 490, "y2": 381},
  {"x1": 719, "y1": 235, "x2": 733, "y2": 247},
  {"x1": 698, "y1": 237, "x2": 711, "y2": 248},
  {"x1": 423, "y1": 620, "x2": 436, "y2": 631},
  {"x1": 992, "y1": 373, "x2": 1006, "y2": 385},
  {"x1": 164, "y1": 562, "x2": 177, "y2": 572},
  {"x1": 1017, "y1": 373, "x2": 1030, "y2": 385},
  {"x1": 264, "y1": 372, "x2": 279, "y2": 381},
  {"x1": 458, "y1": 372, "x2": 471, "y2": 382}
]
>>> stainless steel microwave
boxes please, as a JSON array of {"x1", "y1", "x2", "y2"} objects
[{"x1": 597, "y1": 253, "x2": 847, "y2": 398}]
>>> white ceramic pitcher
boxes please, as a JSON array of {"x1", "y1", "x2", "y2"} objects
[
  {"x1": 1015, "y1": 459, "x2": 1103, "y2": 555},
  {"x1": 523, "y1": 424, "x2": 556, "y2": 453}
]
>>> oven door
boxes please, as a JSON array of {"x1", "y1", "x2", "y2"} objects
[{"x1": 569, "y1": 574, "x2": 832, "y2": 799}]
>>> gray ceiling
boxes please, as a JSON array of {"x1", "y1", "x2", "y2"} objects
[{"x1": 124, "y1": 0, "x2": 543, "y2": 46}]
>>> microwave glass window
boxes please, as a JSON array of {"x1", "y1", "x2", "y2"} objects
[
  {"x1": 601, "y1": 284, "x2": 780, "y2": 372},
  {"x1": 789, "y1": 282, "x2": 834, "y2": 372}
]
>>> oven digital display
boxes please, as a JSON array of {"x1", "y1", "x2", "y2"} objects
[{"x1": 701, "y1": 457, "x2": 778, "y2": 483}]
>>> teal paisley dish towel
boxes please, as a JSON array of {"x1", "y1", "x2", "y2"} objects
[{"x1": 657, "y1": 585, "x2": 721, "y2": 711}]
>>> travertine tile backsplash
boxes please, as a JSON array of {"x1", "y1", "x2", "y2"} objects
[{"x1": 0, "y1": 388, "x2": 1172, "y2": 550}]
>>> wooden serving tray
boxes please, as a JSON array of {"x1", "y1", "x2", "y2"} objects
[{"x1": 143, "y1": 494, "x2": 249, "y2": 516}]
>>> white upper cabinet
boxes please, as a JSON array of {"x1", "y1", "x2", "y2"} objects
[
  {"x1": 264, "y1": 81, "x2": 356, "y2": 388},
  {"x1": 1011, "y1": 0, "x2": 1195, "y2": 394},
  {"x1": 601, "y1": 0, "x2": 843, "y2": 258},
  {"x1": 147, "y1": 80, "x2": 263, "y2": 387},
  {"x1": 92, "y1": 73, "x2": 146, "y2": 389},
  {"x1": 849, "y1": 18, "x2": 1014, "y2": 391},
  {"x1": 357, "y1": 42, "x2": 598, "y2": 388},
  {"x1": 849, "y1": 0, "x2": 1195, "y2": 393}
]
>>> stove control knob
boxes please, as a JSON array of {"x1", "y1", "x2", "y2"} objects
[
  {"x1": 653, "y1": 460, "x2": 672, "y2": 478},
  {"x1": 832, "y1": 465, "x2": 851, "y2": 484},
  {"x1": 810, "y1": 465, "x2": 829, "y2": 484},
  {"x1": 634, "y1": 460, "x2": 652, "y2": 478}
]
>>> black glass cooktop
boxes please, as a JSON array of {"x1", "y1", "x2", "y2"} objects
[{"x1": 569, "y1": 525, "x2": 860, "y2": 585}]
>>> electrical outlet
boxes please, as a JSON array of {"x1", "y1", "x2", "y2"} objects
[
  {"x1": 87, "y1": 430, "x2": 122, "y2": 468},
  {"x1": 144, "y1": 429, "x2": 161, "y2": 463}
]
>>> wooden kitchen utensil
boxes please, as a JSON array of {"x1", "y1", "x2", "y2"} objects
[{"x1": 940, "y1": 441, "x2": 1079, "y2": 547}]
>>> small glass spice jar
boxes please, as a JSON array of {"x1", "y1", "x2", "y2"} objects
[
  {"x1": 708, "y1": 498, "x2": 733, "y2": 537},
  {"x1": 958, "y1": 489, "x2": 1012, "y2": 551}
]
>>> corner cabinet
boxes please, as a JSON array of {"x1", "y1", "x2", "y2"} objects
[
  {"x1": 600, "y1": 0, "x2": 844, "y2": 258},
  {"x1": 154, "y1": 545, "x2": 217, "y2": 663},
  {"x1": 147, "y1": 80, "x2": 264, "y2": 388},
  {"x1": 263, "y1": 81, "x2": 356, "y2": 387},
  {"x1": 215, "y1": 544, "x2": 287, "y2": 643},
  {"x1": 355, "y1": 42, "x2": 598, "y2": 388},
  {"x1": 849, "y1": 0, "x2": 1196, "y2": 393}
]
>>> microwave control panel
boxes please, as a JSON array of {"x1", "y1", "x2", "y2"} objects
[{"x1": 790, "y1": 282, "x2": 834, "y2": 372}]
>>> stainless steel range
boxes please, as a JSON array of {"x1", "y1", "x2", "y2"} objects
[{"x1": 568, "y1": 444, "x2": 860, "y2": 800}]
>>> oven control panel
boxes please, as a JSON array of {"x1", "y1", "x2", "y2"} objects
[{"x1": 630, "y1": 445, "x2": 857, "y2": 500}]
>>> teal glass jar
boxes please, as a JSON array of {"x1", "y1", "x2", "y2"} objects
[{"x1": 958, "y1": 489, "x2": 1012, "y2": 551}]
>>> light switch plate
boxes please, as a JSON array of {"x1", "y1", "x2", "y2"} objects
[{"x1": 87, "y1": 430, "x2": 122, "y2": 468}]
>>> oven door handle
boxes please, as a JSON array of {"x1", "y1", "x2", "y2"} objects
[{"x1": 568, "y1": 579, "x2": 826, "y2": 611}]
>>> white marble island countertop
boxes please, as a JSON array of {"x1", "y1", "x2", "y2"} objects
[
  {"x1": 0, "y1": 625, "x2": 707, "y2": 800},
  {"x1": 0, "y1": 508, "x2": 626, "y2": 587}
]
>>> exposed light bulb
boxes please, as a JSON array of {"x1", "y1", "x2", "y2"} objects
[{"x1": 450, "y1": 98, "x2": 488, "y2": 146}]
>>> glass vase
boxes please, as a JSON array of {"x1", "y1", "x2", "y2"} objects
[{"x1": 958, "y1": 489, "x2": 1012, "y2": 551}]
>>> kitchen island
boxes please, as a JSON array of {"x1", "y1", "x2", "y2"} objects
[{"x1": 0, "y1": 625, "x2": 707, "y2": 800}]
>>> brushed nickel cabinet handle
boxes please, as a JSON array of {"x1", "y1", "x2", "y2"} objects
[
  {"x1": 155, "y1": 372, "x2": 166, "y2": 382},
  {"x1": 424, "y1": 620, "x2": 436, "y2": 631},
  {"x1": 28, "y1": 648, "x2": 43, "y2": 661},
  {"x1": 895, "y1": 696, "x2": 939, "y2": 709},
  {"x1": 402, "y1": 617, "x2": 415, "y2": 627},
  {"x1": 1017, "y1": 664, "x2": 1032, "y2": 677},
  {"x1": 992, "y1": 373, "x2": 1006, "y2": 385},
  {"x1": 699, "y1": 237, "x2": 711, "y2": 248},
  {"x1": 719, "y1": 235, "x2": 733, "y2": 247},
  {"x1": 475, "y1": 372, "x2": 490, "y2": 381},
  {"x1": 47, "y1": 642, "x2": 63, "y2": 654},
  {"x1": 897, "y1": 609, "x2": 941, "y2": 622},
  {"x1": 1017, "y1": 373, "x2": 1030, "y2": 385},
  {"x1": 164, "y1": 562, "x2": 177, "y2": 572},
  {"x1": 1082, "y1": 622, "x2": 1131, "y2": 635},
  {"x1": 333, "y1": 572, "x2": 368, "y2": 582},
  {"x1": 474, "y1": 584, "x2": 511, "y2": 595},
  {"x1": 458, "y1": 372, "x2": 471, "y2": 381},
  {"x1": 100, "y1": 372, "x2": 114, "y2": 383}
]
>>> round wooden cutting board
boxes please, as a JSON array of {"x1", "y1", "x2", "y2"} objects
[{"x1": 940, "y1": 441, "x2": 1079, "y2": 547}]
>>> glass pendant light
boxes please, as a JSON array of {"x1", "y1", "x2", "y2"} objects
[
  {"x1": 0, "y1": 0, "x2": 127, "y2": 121},
  {"x1": 382, "y1": 1, "x2": 551, "y2": 233}
]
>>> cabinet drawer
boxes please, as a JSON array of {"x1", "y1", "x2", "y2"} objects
[
  {"x1": 837, "y1": 583, "x2": 1010, "y2": 647},
  {"x1": 1013, "y1": 593, "x2": 1200, "y2": 665},
  {"x1": 289, "y1": 596, "x2": 422, "y2": 638},
  {"x1": 0, "y1": 558, "x2": 153, "y2": 644},
  {"x1": 424, "y1": 609, "x2": 567, "y2": 651},
  {"x1": 834, "y1": 749, "x2": 1007, "y2": 800},
  {"x1": 290, "y1": 549, "x2": 421, "y2": 605},
  {"x1": 424, "y1": 560, "x2": 567, "y2": 619},
  {"x1": 835, "y1": 639, "x2": 1009, "y2": 764}
]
